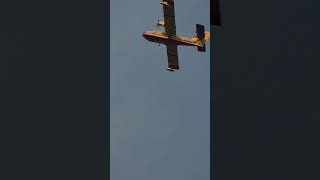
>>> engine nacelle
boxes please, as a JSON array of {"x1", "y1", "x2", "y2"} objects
[
  {"x1": 160, "y1": 1, "x2": 169, "y2": 6},
  {"x1": 160, "y1": 0, "x2": 173, "y2": 6},
  {"x1": 157, "y1": 21, "x2": 165, "y2": 27}
]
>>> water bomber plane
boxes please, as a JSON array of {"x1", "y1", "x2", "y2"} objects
[{"x1": 142, "y1": 0, "x2": 221, "y2": 72}]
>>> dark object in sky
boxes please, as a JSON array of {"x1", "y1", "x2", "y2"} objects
[
  {"x1": 142, "y1": 0, "x2": 211, "y2": 72},
  {"x1": 212, "y1": 0, "x2": 222, "y2": 26}
]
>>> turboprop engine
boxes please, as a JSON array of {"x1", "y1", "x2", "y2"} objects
[{"x1": 157, "y1": 20, "x2": 165, "y2": 27}]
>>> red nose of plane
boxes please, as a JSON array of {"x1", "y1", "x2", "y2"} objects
[{"x1": 142, "y1": 32, "x2": 147, "y2": 38}]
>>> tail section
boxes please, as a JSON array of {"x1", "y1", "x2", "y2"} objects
[
  {"x1": 197, "y1": 44, "x2": 206, "y2": 52},
  {"x1": 196, "y1": 24, "x2": 210, "y2": 52},
  {"x1": 196, "y1": 24, "x2": 205, "y2": 39}
]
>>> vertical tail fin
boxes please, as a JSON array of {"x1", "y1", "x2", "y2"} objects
[{"x1": 204, "y1": 32, "x2": 210, "y2": 41}]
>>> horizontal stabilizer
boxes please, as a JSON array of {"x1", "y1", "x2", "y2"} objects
[
  {"x1": 196, "y1": 24, "x2": 205, "y2": 39},
  {"x1": 197, "y1": 44, "x2": 206, "y2": 52}
]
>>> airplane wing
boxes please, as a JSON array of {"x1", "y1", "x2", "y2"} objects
[
  {"x1": 161, "y1": 0, "x2": 176, "y2": 36},
  {"x1": 166, "y1": 44, "x2": 179, "y2": 70}
]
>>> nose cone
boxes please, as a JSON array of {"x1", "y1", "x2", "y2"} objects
[
  {"x1": 143, "y1": 31, "x2": 153, "y2": 42},
  {"x1": 142, "y1": 32, "x2": 147, "y2": 38}
]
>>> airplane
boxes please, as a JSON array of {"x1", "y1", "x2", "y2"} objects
[{"x1": 142, "y1": 0, "x2": 221, "y2": 72}]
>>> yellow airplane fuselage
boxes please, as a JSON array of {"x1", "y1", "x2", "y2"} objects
[{"x1": 142, "y1": 30, "x2": 205, "y2": 47}]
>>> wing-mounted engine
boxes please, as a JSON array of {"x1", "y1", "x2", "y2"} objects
[
  {"x1": 157, "y1": 20, "x2": 165, "y2": 27},
  {"x1": 160, "y1": 0, "x2": 173, "y2": 6}
]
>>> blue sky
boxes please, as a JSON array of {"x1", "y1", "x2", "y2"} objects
[{"x1": 110, "y1": 1, "x2": 210, "y2": 180}]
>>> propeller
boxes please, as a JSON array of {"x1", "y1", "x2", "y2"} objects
[
  {"x1": 156, "y1": 19, "x2": 161, "y2": 30},
  {"x1": 212, "y1": 0, "x2": 222, "y2": 26}
]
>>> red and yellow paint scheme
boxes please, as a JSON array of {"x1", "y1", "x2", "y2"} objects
[
  {"x1": 142, "y1": 0, "x2": 210, "y2": 72},
  {"x1": 143, "y1": 30, "x2": 210, "y2": 47}
]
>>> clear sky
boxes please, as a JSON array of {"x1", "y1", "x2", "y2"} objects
[{"x1": 110, "y1": 1, "x2": 210, "y2": 180}]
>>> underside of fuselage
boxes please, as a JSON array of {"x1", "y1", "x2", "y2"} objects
[
  {"x1": 142, "y1": 31, "x2": 200, "y2": 46},
  {"x1": 147, "y1": 36, "x2": 195, "y2": 46}
]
